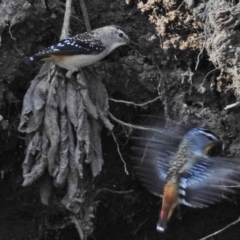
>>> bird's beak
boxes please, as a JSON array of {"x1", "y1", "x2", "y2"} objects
[
  {"x1": 127, "y1": 39, "x2": 133, "y2": 46},
  {"x1": 204, "y1": 144, "x2": 214, "y2": 154},
  {"x1": 126, "y1": 38, "x2": 137, "y2": 47},
  {"x1": 204, "y1": 141, "x2": 222, "y2": 155}
]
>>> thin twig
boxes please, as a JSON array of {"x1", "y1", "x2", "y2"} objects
[
  {"x1": 79, "y1": 0, "x2": 91, "y2": 32},
  {"x1": 6, "y1": 188, "x2": 32, "y2": 200},
  {"x1": 201, "y1": 68, "x2": 220, "y2": 85},
  {"x1": 99, "y1": 188, "x2": 133, "y2": 195},
  {"x1": 199, "y1": 216, "x2": 240, "y2": 240},
  {"x1": 70, "y1": 215, "x2": 84, "y2": 240},
  {"x1": 60, "y1": 0, "x2": 72, "y2": 40},
  {"x1": 224, "y1": 102, "x2": 240, "y2": 110},
  {"x1": 109, "y1": 96, "x2": 161, "y2": 107},
  {"x1": 177, "y1": 1, "x2": 185, "y2": 11},
  {"x1": 111, "y1": 130, "x2": 129, "y2": 175},
  {"x1": 109, "y1": 112, "x2": 169, "y2": 134},
  {"x1": 195, "y1": 26, "x2": 207, "y2": 71},
  {"x1": 198, "y1": 68, "x2": 220, "y2": 93},
  {"x1": 133, "y1": 218, "x2": 148, "y2": 235},
  {"x1": 89, "y1": 234, "x2": 97, "y2": 240},
  {"x1": 9, "y1": 17, "x2": 16, "y2": 40}
]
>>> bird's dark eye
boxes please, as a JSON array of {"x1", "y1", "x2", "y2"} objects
[
  {"x1": 118, "y1": 33, "x2": 123, "y2": 37},
  {"x1": 207, "y1": 136, "x2": 214, "y2": 141}
]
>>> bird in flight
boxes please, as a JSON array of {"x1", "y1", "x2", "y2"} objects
[{"x1": 131, "y1": 116, "x2": 240, "y2": 232}]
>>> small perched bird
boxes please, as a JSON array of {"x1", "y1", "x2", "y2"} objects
[
  {"x1": 24, "y1": 25, "x2": 131, "y2": 77},
  {"x1": 131, "y1": 117, "x2": 240, "y2": 232}
]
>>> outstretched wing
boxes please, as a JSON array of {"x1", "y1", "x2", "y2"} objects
[
  {"x1": 131, "y1": 145, "x2": 173, "y2": 197},
  {"x1": 130, "y1": 116, "x2": 190, "y2": 197},
  {"x1": 130, "y1": 116, "x2": 240, "y2": 209},
  {"x1": 24, "y1": 36, "x2": 105, "y2": 63},
  {"x1": 179, "y1": 156, "x2": 240, "y2": 208}
]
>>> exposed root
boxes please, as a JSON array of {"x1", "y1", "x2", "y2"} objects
[
  {"x1": 111, "y1": 130, "x2": 129, "y2": 175},
  {"x1": 109, "y1": 96, "x2": 161, "y2": 107},
  {"x1": 79, "y1": 0, "x2": 91, "y2": 32},
  {"x1": 199, "y1": 216, "x2": 240, "y2": 240}
]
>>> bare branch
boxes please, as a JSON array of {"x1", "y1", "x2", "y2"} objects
[
  {"x1": 133, "y1": 218, "x2": 148, "y2": 235},
  {"x1": 195, "y1": 27, "x2": 207, "y2": 71},
  {"x1": 224, "y1": 102, "x2": 240, "y2": 110},
  {"x1": 70, "y1": 215, "x2": 84, "y2": 240},
  {"x1": 98, "y1": 188, "x2": 133, "y2": 194},
  {"x1": 79, "y1": 0, "x2": 91, "y2": 32},
  {"x1": 60, "y1": 0, "x2": 72, "y2": 40},
  {"x1": 199, "y1": 216, "x2": 240, "y2": 240},
  {"x1": 109, "y1": 96, "x2": 161, "y2": 107},
  {"x1": 177, "y1": 1, "x2": 185, "y2": 11},
  {"x1": 109, "y1": 112, "x2": 168, "y2": 134},
  {"x1": 111, "y1": 130, "x2": 129, "y2": 175},
  {"x1": 198, "y1": 68, "x2": 220, "y2": 93}
]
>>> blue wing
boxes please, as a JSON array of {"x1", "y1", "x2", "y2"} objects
[
  {"x1": 131, "y1": 145, "x2": 173, "y2": 197},
  {"x1": 24, "y1": 38, "x2": 105, "y2": 63},
  {"x1": 179, "y1": 156, "x2": 240, "y2": 208},
  {"x1": 130, "y1": 116, "x2": 189, "y2": 197},
  {"x1": 130, "y1": 116, "x2": 240, "y2": 208}
]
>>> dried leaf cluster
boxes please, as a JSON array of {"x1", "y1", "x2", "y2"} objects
[{"x1": 18, "y1": 62, "x2": 113, "y2": 237}]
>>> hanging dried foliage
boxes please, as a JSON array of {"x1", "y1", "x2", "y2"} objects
[{"x1": 18, "y1": 62, "x2": 113, "y2": 237}]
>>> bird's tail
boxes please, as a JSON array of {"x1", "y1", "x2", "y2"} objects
[
  {"x1": 23, "y1": 55, "x2": 52, "y2": 64},
  {"x1": 156, "y1": 182, "x2": 179, "y2": 232},
  {"x1": 156, "y1": 211, "x2": 168, "y2": 232},
  {"x1": 23, "y1": 56, "x2": 36, "y2": 64}
]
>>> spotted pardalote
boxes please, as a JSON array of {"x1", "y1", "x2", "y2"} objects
[
  {"x1": 24, "y1": 25, "x2": 131, "y2": 77},
  {"x1": 131, "y1": 116, "x2": 240, "y2": 232}
]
